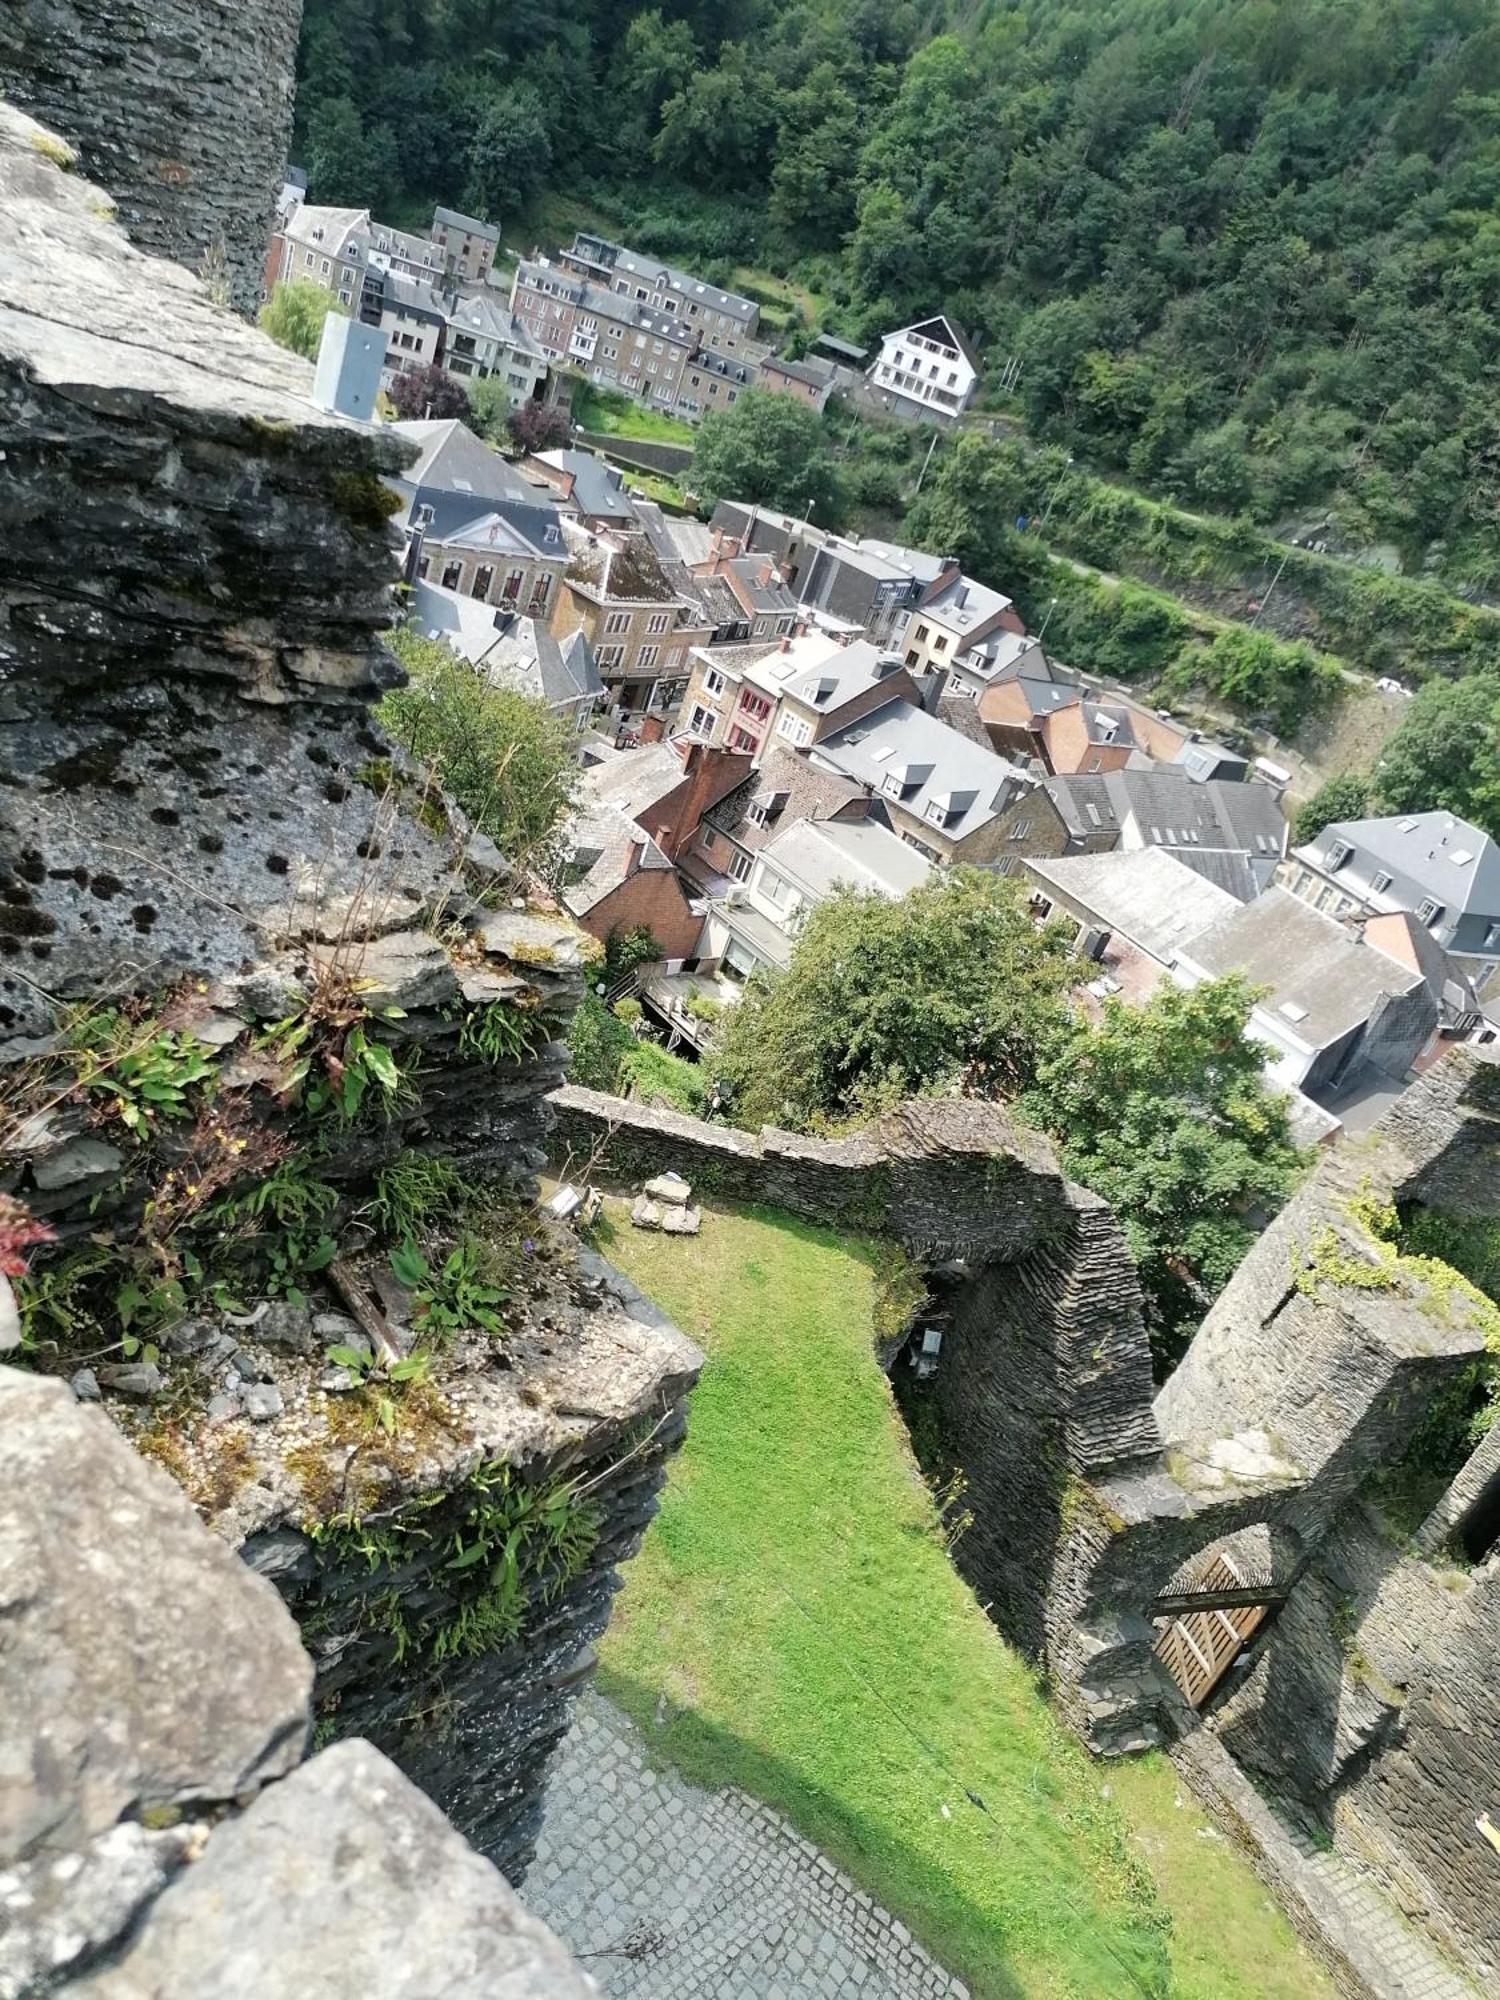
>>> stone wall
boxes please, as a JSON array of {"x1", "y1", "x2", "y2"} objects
[
  {"x1": 0, "y1": 0, "x2": 301, "y2": 309},
  {"x1": 551, "y1": 1084, "x2": 1165, "y2": 1699},
  {"x1": 0, "y1": 1366, "x2": 597, "y2": 1997},
  {"x1": 1060, "y1": 1049, "x2": 1500, "y2": 1982},
  {"x1": 1, "y1": 95, "x2": 701, "y2": 1962}
]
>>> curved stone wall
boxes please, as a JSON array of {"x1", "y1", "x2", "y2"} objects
[{"x1": 0, "y1": 0, "x2": 300, "y2": 309}]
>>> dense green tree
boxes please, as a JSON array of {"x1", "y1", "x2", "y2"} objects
[
  {"x1": 465, "y1": 85, "x2": 552, "y2": 219},
  {"x1": 296, "y1": 0, "x2": 1500, "y2": 590},
  {"x1": 1291, "y1": 770, "x2": 1371, "y2": 844},
  {"x1": 1371, "y1": 672, "x2": 1500, "y2": 837},
  {"x1": 708, "y1": 870, "x2": 1075, "y2": 1132},
  {"x1": 1026, "y1": 977, "x2": 1304, "y2": 1368},
  {"x1": 691, "y1": 391, "x2": 849, "y2": 526},
  {"x1": 379, "y1": 629, "x2": 576, "y2": 874},
  {"x1": 258, "y1": 280, "x2": 348, "y2": 360},
  {"x1": 462, "y1": 375, "x2": 515, "y2": 443},
  {"x1": 653, "y1": 45, "x2": 772, "y2": 190}
]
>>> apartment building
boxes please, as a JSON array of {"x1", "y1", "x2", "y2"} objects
[
  {"x1": 549, "y1": 529, "x2": 712, "y2": 717},
  {"x1": 901, "y1": 574, "x2": 1024, "y2": 678},
  {"x1": 557, "y1": 232, "x2": 760, "y2": 356},
  {"x1": 362, "y1": 267, "x2": 448, "y2": 371},
  {"x1": 707, "y1": 504, "x2": 960, "y2": 647},
  {"x1": 680, "y1": 634, "x2": 918, "y2": 758},
  {"x1": 389, "y1": 419, "x2": 569, "y2": 622},
  {"x1": 810, "y1": 697, "x2": 1032, "y2": 866},
  {"x1": 442, "y1": 291, "x2": 548, "y2": 403},
  {"x1": 510, "y1": 257, "x2": 698, "y2": 413},
  {"x1": 271, "y1": 203, "x2": 371, "y2": 306},
  {"x1": 1280, "y1": 812, "x2": 1500, "y2": 977}
]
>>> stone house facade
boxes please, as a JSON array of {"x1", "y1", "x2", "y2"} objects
[
  {"x1": 431, "y1": 204, "x2": 499, "y2": 284},
  {"x1": 511, "y1": 258, "x2": 697, "y2": 416},
  {"x1": 549, "y1": 534, "x2": 711, "y2": 717}
]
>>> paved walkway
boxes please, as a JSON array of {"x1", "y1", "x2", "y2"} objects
[
  {"x1": 1174, "y1": 1732, "x2": 1482, "y2": 2000},
  {"x1": 528, "y1": 1692, "x2": 967, "y2": 1999}
]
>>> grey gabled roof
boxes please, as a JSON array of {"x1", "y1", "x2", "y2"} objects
[
  {"x1": 885, "y1": 313, "x2": 982, "y2": 373},
  {"x1": 535, "y1": 450, "x2": 636, "y2": 522},
  {"x1": 1309, "y1": 812, "x2": 1500, "y2": 919},
  {"x1": 391, "y1": 419, "x2": 541, "y2": 507},
  {"x1": 1026, "y1": 849, "x2": 1239, "y2": 964},
  {"x1": 408, "y1": 591, "x2": 599, "y2": 709},
  {"x1": 759, "y1": 818, "x2": 932, "y2": 903},
  {"x1": 1181, "y1": 888, "x2": 1428, "y2": 1051},
  {"x1": 815, "y1": 698, "x2": 1026, "y2": 840},
  {"x1": 432, "y1": 206, "x2": 499, "y2": 243}
]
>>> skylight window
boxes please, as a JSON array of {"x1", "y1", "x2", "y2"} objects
[
  {"x1": 1397, "y1": 818, "x2": 1419, "y2": 832},
  {"x1": 1279, "y1": 1001, "x2": 1309, "y2": 1024},
  {"x1": 1451, "y1": 849, "x2": 1474, "y2": 866}
]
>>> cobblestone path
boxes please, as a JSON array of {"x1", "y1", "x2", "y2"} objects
[{"x1": 527, "y1": 1691, "x2": 969, "y2": 1999}]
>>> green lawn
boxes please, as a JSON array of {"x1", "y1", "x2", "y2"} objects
[
  {"x1": 596, "y1": 1199, "x2": 1338, "y2": 2000},
  {"x1": 571, "y1": 379, "x2": 695, "y2": 448}
]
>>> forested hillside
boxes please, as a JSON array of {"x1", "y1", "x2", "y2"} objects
[{"x1": 298, "y1": 0, "x2": 1500, "y2": 590}]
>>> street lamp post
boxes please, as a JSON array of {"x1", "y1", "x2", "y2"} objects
[{"x1": 1038, "y1": 455, "x2": 1074, "y2": 534}]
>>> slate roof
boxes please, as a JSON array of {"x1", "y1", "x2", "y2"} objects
[
  {"x1": 391, "y1": 419, "x2": 541, "y2": 507},
  {"x1": 408, "y1": 590, "x2": 601, "y2": 708},
  {"x1": 536, "y1": 450, "x2": 637, "y2": 522},
  {"x1": 562, "y1": 804, "x2": 674, "y2": 918},
  {"x1": 815, "y1": 699, "x2": 1027, "y2": 842},
  {"x1": 632, "y1": 500, "x2": 714, "y2": 568},
  {"x1": 760, "y1": 818, "x2": 932, "y2": 903},
  {"x1": 1025, "y1": 849, "x2": 1239, "y2": 965},
  {"x1": 1305, "y1": 812, "x2": 1500, "y2": 921},
  {"x1": 514, "y1": 259, "x2": 694, "y2": 344},
  {"x1": 581, "y1": 237, "x2": 758, "y2": 323},
  {"x1": 1182, "y1": 889, "x2": 1427, "y2": 1052},
  {"x1": 919, "y1": 574, "x2": 1013, "y2": 636},
  {"x1": 1046, "y1": 769, "x2": 1286, "y2": 899},
  {"x1": 765, "y1": 353, "x2": 837, "y2": 390},
  {"x1": 433, "y1": 206, "x2": 499, "y2": 243},
  {"x1": 747, "y1": 637, "x2": 907, "y2": 712},
  {"x1": 445, "y1": 291, "x2": 542, "y2": 356},
  {"x1": 704, "y1": 743, "x2": 871, "y2": 854}
]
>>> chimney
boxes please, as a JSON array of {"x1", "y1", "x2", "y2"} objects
[
  {"x1": 779, "y1": 636, "x2": 791, "y2": 652},
  {"x1": 625, "y1": 837, "x2": 646, "y2": 880},
  {"x1": 921, "y1": 666, "x2": 949, "y2": 715},
  {"x1": 759, "y1": 560, "x2": 773, "y2": 587},
  {"x1": 640, "y1": 713, "x2": 666, "y2": 744}
]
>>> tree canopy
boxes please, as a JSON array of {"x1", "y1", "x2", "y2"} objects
[
  {"x1": 299, "y1": 0, "x2": 1500, "y2": 593},
  {"x1": 690, "y1": 390, "x2": 849, "y2": 526},
  {"x1": 378, "y1": 628, "x2": 576, "y2": 875},
  {"x1": 1024, "y1": 977, "x2": 1304, "y2": 1367},
  {"x1": 258, "y1": 279, "x2": 347, "y2": 360},
  {"x1": 707, "y1": 869, "x2": 1075, "y2": 1132}
]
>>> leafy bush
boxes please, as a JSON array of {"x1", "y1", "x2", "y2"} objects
[{"x1": 379, "y1": 628, "x2": 577, "y2": 876}]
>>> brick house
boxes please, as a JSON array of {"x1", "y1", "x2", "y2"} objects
[
  {"x1": 760, "y1": 352, "x2": 837, "y2": 412},
  {"x1": 561, "y1": 805, "x2": 704, "y2": 960}
]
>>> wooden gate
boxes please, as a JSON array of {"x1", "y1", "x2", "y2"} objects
[{"x1": 1152, "y1": 1551, "x2": 1272, "y2": 1709}]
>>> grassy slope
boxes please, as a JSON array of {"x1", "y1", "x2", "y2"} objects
[
  {"x1": 571, "y1": 379, "x2": 694, "y2": 447},
  {"x1": 596, "y1": 1199, "x2": 1337, "y2": 2000}
]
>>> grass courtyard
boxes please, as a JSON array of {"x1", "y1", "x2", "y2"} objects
[
  {"x1": 594, "y1": 1198, "x2": 1337, "y2": 2000},
  {"x1": 570, "y1": 379, "x2": 695, "y2": 449}
]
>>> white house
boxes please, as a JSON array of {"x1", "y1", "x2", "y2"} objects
[
  {"x1": 443, "y1": 292, "x2": 549, "y2": 405},
  {"x1": 867, "y1": 315, "x2": 980, "y2": 423}
]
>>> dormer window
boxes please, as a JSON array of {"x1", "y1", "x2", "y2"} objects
[
  {"x1": 1371, "y1": 870, "x2": 1393, "y2": 893},
  {"x1": 1417, "y1": 897, "x2": 1444, "y2": 927},
  {"x1": 1327, "y1": 840, "x2": 1352, "y2": 869}
]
